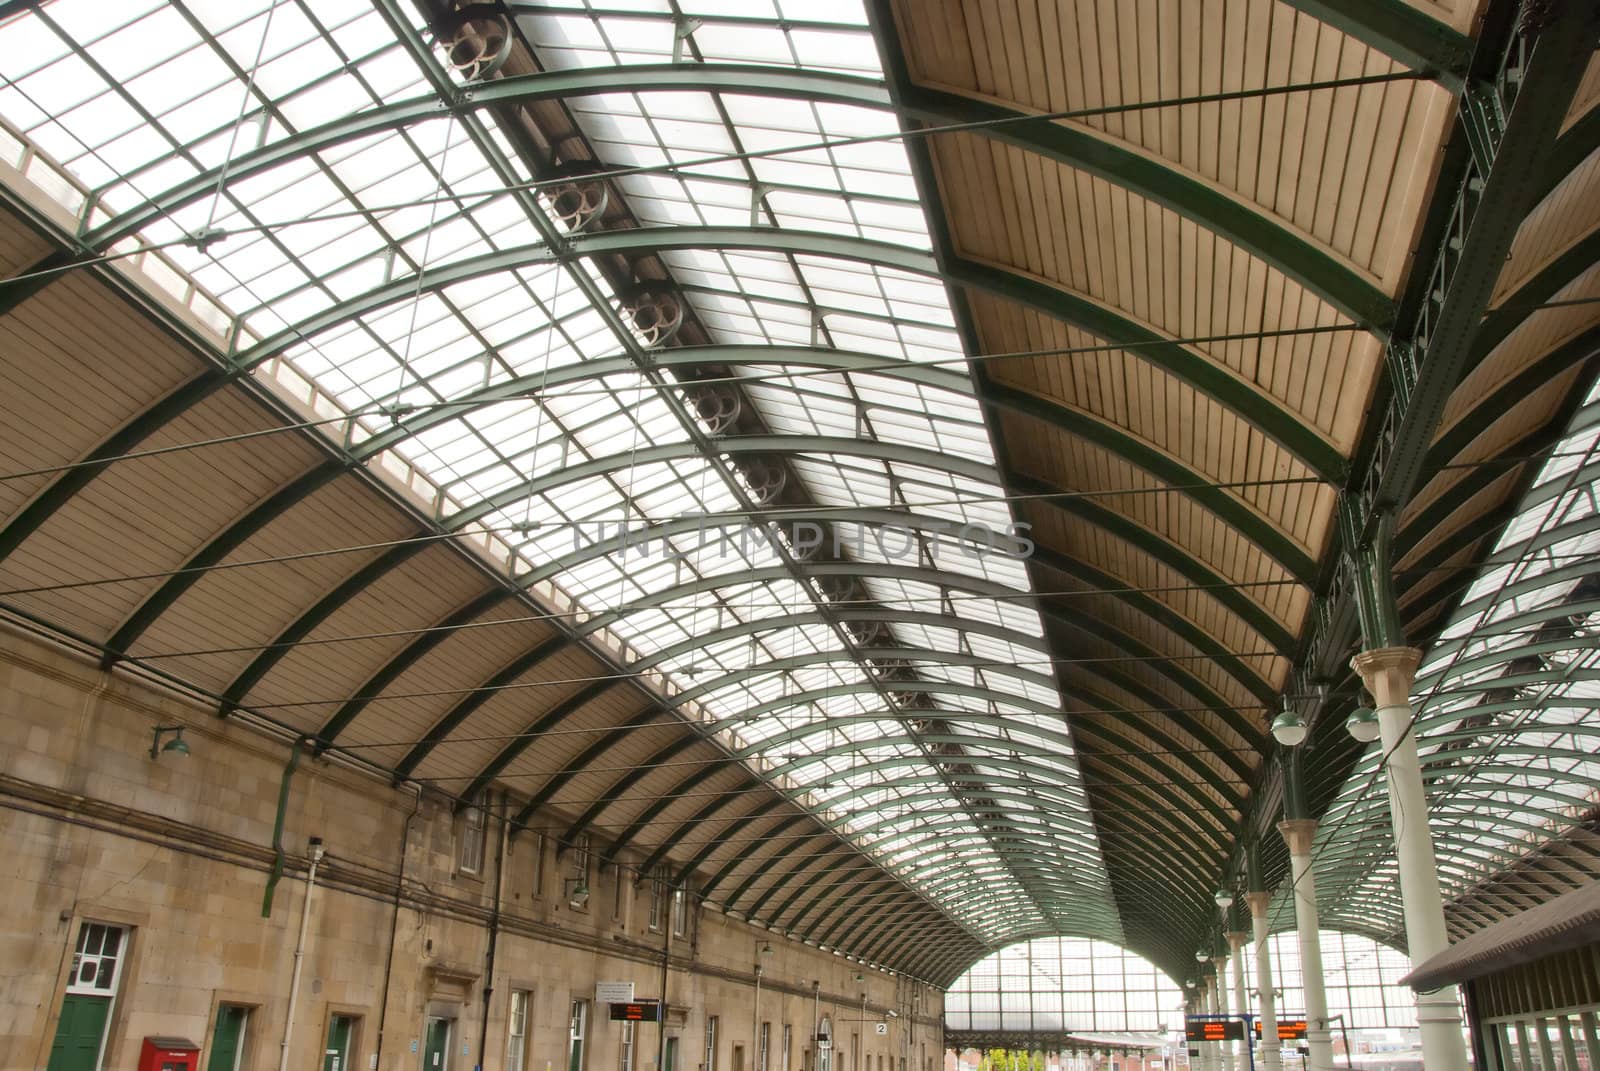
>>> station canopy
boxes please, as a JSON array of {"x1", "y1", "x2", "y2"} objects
[{"x1": 0, "y1": 0, "x2": 1595, "y2": 985}]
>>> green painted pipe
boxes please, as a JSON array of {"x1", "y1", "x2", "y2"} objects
[{"x1": 262, "y1": 737, "x2": 306, "y2": 918}]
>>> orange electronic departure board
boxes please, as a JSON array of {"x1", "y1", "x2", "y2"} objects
[
  {"x1": 610, "y1": 1001, "x2": 663, "y2": 1022},
  {"x1": 1254, "y1": 1019, "x2": 1309, "y2": 1040},
  {"x1": 1184, "y1": 1019, "x2": 1245, "y2": 1041}
]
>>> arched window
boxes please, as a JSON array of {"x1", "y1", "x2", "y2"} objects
[{"x1": 944, "y1": 937, "x2": 1184, "y2": 1033}]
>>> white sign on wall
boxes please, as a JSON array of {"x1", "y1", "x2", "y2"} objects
[
  {"x1": 596, "y1": 981, "x2": 636, "y2": 1003},
  {"x1": 874, "y1": 1023, "x2": 888, "y2": 1036}
]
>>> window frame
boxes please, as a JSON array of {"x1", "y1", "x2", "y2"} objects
[
  {"x1": 456, "y1": 794, "x2": 488, "y2": 877},
  {"x1": 507, "y1": 989, "x2": 532, "y2": 1071}
]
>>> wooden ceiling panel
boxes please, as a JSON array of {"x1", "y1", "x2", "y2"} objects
[
  {"x1": 893, "y1": 0, "x2": 1453, "y2": 289},
  {"x1": 1033, "y1": 544, "x2": 1290, "y2": 689},
  {"x1": 971, "y1": 293, "x2": 1342, "y2": 540},
  {"x1": 0, "y1": 213, "x2": 54, "y2": 277},
  {"x1": 1561, "y1": 51, "x2": 1600, "y2": 129},
  {"x1": 333, "y1": 601, "x2": 562, "y2": 765},
  {"x1": 1005, "y1": 422, "x2": 1306, "y2": 601},
  {"x1": 1060, "y1": 585, "x2": 1260, "y2": 711},
  {"x1": 1021, "y1": 498, "x2": 1295, "y2": 649},
  {"x1": 1493, "y1": 150, "x2": 1600, "y2": 305},
  {"x1": 0, "y1": 391, "x2": 321, "y2": 643},
  {"x1": 1401, "y1": 373, "x2": 1582, "y2": 566},
  {"x1": 568, "y1": 741, "x2": 730, "y2": 836},
  {"x1": 935, "y1": 134, "x2": 1379, "y2": 449},
  {"x1": 237, "y1": 546, "x2": 497, "y2": 722},
  {"x1": 1440, "y1": 264, "x2": 1600, "y2": 438},
  {"x1": 0, "y1": 274, "x2": 201, "y2": 520},
  {"x1": 613, "y1": 764, "x2": 758, "y2": 856},
  {"x1": 420, "y1": 647, "x2": 626, "y2": 785},
  {"x1": 1396, "y1": 466, "x2": 1524, "y2": 578},
  {"x1": 488, "y1": 684, "x2": 655, "y2": 787},
  {"x1": 126, "y1": 476, "x2": 417, "y2": 691}
]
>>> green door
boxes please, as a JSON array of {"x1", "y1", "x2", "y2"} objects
[
  {"x1": 206, "y1": 1005, "x2": 248, "y2": 1071},
  {"x1": 424, "y1": 1017, "x2": 452, "y2": 1071},
  {"x1": 323, "y1": 1015, "x2": 353, "y2": 1071},
  {"x1": 664, "y1": 1037, "x2": 678, "y2": 1071},
  {"x1": 47, "y1": 993, "x2": 112, "y2": 1071}
]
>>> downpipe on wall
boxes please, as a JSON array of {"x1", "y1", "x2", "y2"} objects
[{"x1": 278, "y1": 835, "x2": 324, "y2": 1071}]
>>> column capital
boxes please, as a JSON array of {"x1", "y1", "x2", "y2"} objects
[
  {"x1": 1245, "y1": 891, "x2": 1273, "y2": 918},
  {"x1": 1277, "y1": 817, "x2": 1319, "y2": 855},
  {"x1": 1227, "y1": 931, "x2": 1249, "y2": 951},
  {"x1": 1212, "y1": 956, "x2": 1229, "y2": 972},
  {"x1": 1351, "y1": 646, "x2": 1423, "y2": 707}
]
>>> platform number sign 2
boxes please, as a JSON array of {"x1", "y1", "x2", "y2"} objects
[{"x1": 874, "y1": 1024, "x2": 888, "y2": 1036}]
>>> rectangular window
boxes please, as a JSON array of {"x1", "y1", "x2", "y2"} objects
[
  {"x1": 611, "y1": 867, "x2": 626, "y2": 923},
  {"x1": 507, "y1": 991, "x2": 531, "y2": 1071},
  {"x1": 672, "y1": 888, "x2": 690, "y2": 938},
  {"x1": 569, "y1": 836, "x2": 592, "y2": 908},
  {"x1": 535, "y1": 835, "x2": 547, "y2": 898},
  {"x1": 619, "y1": 1020, "x2": 635, "y2": 1071},
  {"x1": 457, "y1": 795, "x2": 487, "y2": 875},
  {"x1": 569, "y1": 999, "x2": 588, "y2": 1071},
  {"x1": 648, "y1": 879, "x2": 664, "y2": 932},
  {"x1": 704, "y1": 1015, "x2": 718, "y2": 1071},
  {"x1": 781, "y1": 1025, "x2": 791, "y2": 1071},
  {"x1": 758, "y1": 1023, "x2": 770, "y2": 1071},
  {"x1": 68, "y1": 922, "x2": 125, "y2": 995}
]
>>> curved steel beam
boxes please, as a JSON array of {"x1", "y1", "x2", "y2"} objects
[
  {"x1": 455, "y1": 678, "x2": 626, "y2": 800},
  {"x1": 1038, "y1": 602, "x2": 1268, "y2": 754},
  {"x1": 218, "y1": 226, "x2": 1338, "y2": 481},
  {"x1": 1066, "y1": 714, "x2": 1242, "y2": 843},
  {"x1": 454, "y1": 654, "x2": 1061, "y2": 816},
  {"x1": 948, "y1": 257, "x2": 1346, "y2": 481},
  {"x1": 634, "y1": 608, "x2": 1047, "y2": 674},
  {"x1": 1270, "y1": 0, "x2": 1471, "y2": 80},
  {"x1": 0, "y1": 370, "x2": 226, "y2": 564},
  {"x1": 82, "y1": 65, "x2": 891, "y2": 249},
  {"x1": 444, "y1": 433, "x2": 1001, "y2": 531},
  {"x1": 695, "y1": 811, "x2": 814, "y2": 895},
  {"x1": 896, "y1": 85, "x2": 1394, "y2": 328},
  {"x1": 81, "y1": 60, "x2": 1386, "y2": 340},
  {"x1": 1030, "y1": 545, "x2": 1278, "y2": 705},
  {"x1": 1057, "y1": 671, "x2": 1255, "y2": 793},
  {"x1": 325, "y1": 527, "x2": 1046, "y2": 755},
  {"x1": 1009, "y1": 471, "x2": 1298, "y2": 650},
  {"x1": 561, "y1": 734, "x2": 704, "y2": 842},
  {"x1": 633, "y1": 776, "x2": 762, "y2": 875},
  {"x1": 316, "y1": 587, "x2": 510, "y2": 743},
  {"x1": 669, "y1": 796, "x2": 788, "y2": 886},
  {"x1": 210, "y1": 443, "x2": 1025, "y2": 745},
  {"x1": 735, "y1": 715, "x2": 1086, "y2": 773}
]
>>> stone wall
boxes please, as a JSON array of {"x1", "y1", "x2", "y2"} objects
[{"x1": 0, "y1": 626, "x2": 945, "y2": 1071}]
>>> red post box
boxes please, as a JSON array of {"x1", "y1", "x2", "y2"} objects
[{"x1": 139, "y1": 1036, "x2": 200, "y2": 1071}]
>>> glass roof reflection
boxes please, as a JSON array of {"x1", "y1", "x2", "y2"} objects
[{"x1": 0, "y1": 0, "x2": 1117, "y2": 941}]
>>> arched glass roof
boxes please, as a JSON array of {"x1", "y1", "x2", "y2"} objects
[
  {"x1": 2, "y1": 0, "x2": 1596, "y2": 984},
  {"x1": 0, "y1": 0, "x2": 1115, "y2": 944}
]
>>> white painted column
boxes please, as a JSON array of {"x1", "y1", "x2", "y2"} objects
[
  {"x1": 1213, "y1": 956, "x2": 1234, "y2": 1071},
  {"x1": 1245, "y1": 893, "x2": 1281, "y2": 1071},
  {"x1": 1207, "y1": 976, "x2": 1222, "y2": 1071},
  {"x1": 1351, "y1": 647, "x2": 1470, "y2": 1071},
  {"x1": 1228, "y1": 932, "x2": 1249, "y2": 1071},
  {"x1": 1279, "y1": 819, "x2": 1333, "y2": 1071}
]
